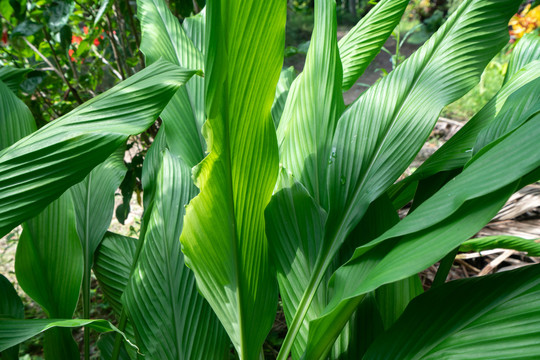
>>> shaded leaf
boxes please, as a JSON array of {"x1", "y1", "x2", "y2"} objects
[{"x1": 364, "y1": 264, "x2": 540, "y2": 359}]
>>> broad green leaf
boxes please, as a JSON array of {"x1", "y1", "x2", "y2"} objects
[
  {"x1": 327, "y1": 0, "x2": 518, "y2": 247},
  {"x1": 460, "y1": 236, "x2": 540, "y2": 256},
  {"x1": 0, "y1": 319, "x2": 131, "y2": 353},
  {"x1": 16, "y1": 192, "x2": 82, "y2": 318},
  {"x1": 0, "y1": 274, "x2": 24, "y2": 360},
  {"x1": 137, "y1": 0, "x2": 205, "y2": 167},
  {"x1": 70, "y1": 146, "x2": 126, "y2": 355},
  {"x1": 71, "y1": 146, "x2": 126, "y2": 276},
  {"x1": 123, "y1": 150, "x2": 228, "y2": 359},
  {"x1": 0, "y1": 80, "x2": 36, "y2": 150},
  {"x1": 307, "y1": 187, "x2": 515, "y2": 359},
  {"x1": 474, "y1": 77, "x2": 540, "y2": 152},
  {"x1": 0, "y1": 67, "x2": 32, "y2": 93},
  {"x1": 141, "y1": 127, "x2": 166, "y2": 209},
  {"x1": 338, "y1": 0, "x2": 409, "y2": 91},
  {"x1": 266, "y1": 172, "x2": 328, "y2": 359},
  {"x1": 15, "y1": 190, "x2": 83, "y2": 359},
  {"x1": 283, "y1": 0, "x2": 519, "y2": 354},
  {"x1": 504, "y1": 30, "x2": 540, "y2": 83},
  {"x1": 364, "y1": 264, "x2": 540, "y2": 359},
  {"x1": 93, "y1": 232, "x2": 137, "y2": 320},
  {"x1": 183, "y1": 9, "x2": 205, "y2": 54},
  {"x1": 330, "y1": 293, "x2": 384, "y2": 360},
  {"x1": 0, "y1": 60, "x2": 196, "y2": 238},
  {"x1": 180, "y1": 1, "x2": 285, "y2": 358},
  {"x1": 278, "y1": 0, "x2": 344, "y2": 208},
  {"x1": 272, "y1": 66, "x2": 295, "y2": 129},
  {"x1": 306, "y1": 113, "x2": 540, "y2": 358},
  {"x1": 375, "y1": 275, "x2": 423, "y2": 330},
  {"x1": 389, "y1": 60, "x2": 540, "y2": 206}
]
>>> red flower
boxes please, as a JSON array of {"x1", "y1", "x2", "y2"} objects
[
  {"x1": 93, "y1": 38, "x2": 100, "y2": 46},
  {"x1": 71, "y1": 35, "x2": 83, "y2": 45},
  {"x1": 1, "y1": 29, "x2": 7, "y2": 45},
  {"x1": 83, "y1": 26, "x2": 89, "y2": 35},
  {"x1": 68, "y1": 49, "x2": 76, "y2": 62}
]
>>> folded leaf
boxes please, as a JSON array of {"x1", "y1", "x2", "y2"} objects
[
  {"x1": 0, "y1": 319, "x2": 131, "y2": 353},
  {"x1": 180, "y1": 1, "x2": 285, "y2": 358},
  {"x1": 504, "y1": 30, "x2": 540, "y2": 83},
  {"x1": 460, "y1": 235, "x2": 540, "y2": 256},
  {"x1": 123, "y1": 151, "x2": 229, "y2": 359},
  {"x1": 137, "y1": 0, "x2": 205, "y2": 167},
  {"x1": 0, "y1": 60, "x2": 196, "y2": 237},
  {"x1": 0, "y1": 79, "x2": 36, "y2": 150},
  {"x1": 277, "y1": 0, "x2": 344, "y2": 209},
  {"x1": 338, "y1": 0, "x2": 409, "y2": 91}
]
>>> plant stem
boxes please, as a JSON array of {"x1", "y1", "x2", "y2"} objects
[
  {"x1": 23, "y1": 37, "x2": 83, "y2": 104},
  {"x1": 123, "y1": 0, "x2": 145, "y2": 66},
  {"x1": 105, "y1": 13, "x2": 126, "y2": 80},
  {"x1": 432, "y1": 246, "x2": 459, "y2": 288},
  {"x1": 41, "y1": 29, "x2": 84, "y2": 104}
]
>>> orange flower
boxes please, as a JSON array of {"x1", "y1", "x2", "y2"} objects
[
  {"x1": 509, "y1": 4, "x2": 540, "y2": 39},
  {"x1": 68, "y1": 49, "x2": 76, "y2": 62},
  {"x1": 83, "y1": 26, "x2": 88, "y2": 35},
  {"x1": 71, "y1": 35, "x2": 83, "y2": 45}
]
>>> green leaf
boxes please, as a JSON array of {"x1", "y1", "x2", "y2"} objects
[
  {"x1": 0, "y1": 60, "x2": 196, "y2": 238},
  {"x1": 266, "y1": 172, "x2": 328, "y2": 360},
  {"x1": 16, "y1": 192, "x2": 82, "y2": 318},
  {"x1": 282, "y1": 0, "x2": 519, "y2": 355},
  {"x1": 0, "y1": 274, "x2": 24, "y2": 360},
  {"x1": 97, "y1": 333, "x2": 133, "y2": 360},
  {"x1": 0, "y1": 67, "x2": 33, "y2": 93},
  {"x1": 374, "y1": 275, "x2": 423, "y2": 330},
  {"x1": 71, "y1": 148, "x2": 126, "y2": 262},
  {"x1": 327, "y1": 0, "x2": 518, "y2": 247},
  {"x1": 0, "y1": 79, "x2": 36, "y2": 150},
  {"x1": 94, "y1": 0, "x2": 112, "y2": 26},
  {"x1": 364, "y1": 264, "x2": 540, "y2": 359},
  {"x1": 307, "y1": 187, "x2": 514, "y2": 359},
  {"x1": 123, "y1": 150, "x2": 229, "y2": 359},
  {"x1": 474, "y1": 77, "x2": 540, "y2": 152},
  {"x1": 0, "y1": 319, "x2": 132, "y2": 353},
  {"x1": 460, "y1": 236, "x2": 540, "y2": 256},
  {"x1": 277, "y1": 0, "x2": 344, "y2": 209},
  {"x1": 504, "y1": 30, "x2": 540, "y2": 83},
  {"x1": 15, "y1": 190, "x2": 83, "y2": 359},
  {"x1": 45, "y1": 0, "x2": 74, "y2": 33},
  {"x1": 93, "y1": 232, "x2": 137, "y2": 320},
  {"x1": 179, "y1": 1, "x2": 285, "y2": 358},
  {"x1": 137, "y1": 0, "x2": 205, "y2": 167},
  {"x1": 11, "y1": 20, "x2": 43, "y2": 37},
  {"x1": 389, "y1": 60, "x2": 540, "y2": 205},
  {"x1": 141, "y1": 127, "x2": 166, "y2": 209},
  {"x1": 306, "y1": 112, "x2": 540, "y2": 358},
  {"x1": 338, "y1": 0, "x2": 409, "y2": 91},
  {"x1": 271, "y1": 66, "x2": 295, "y2": 129}
]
